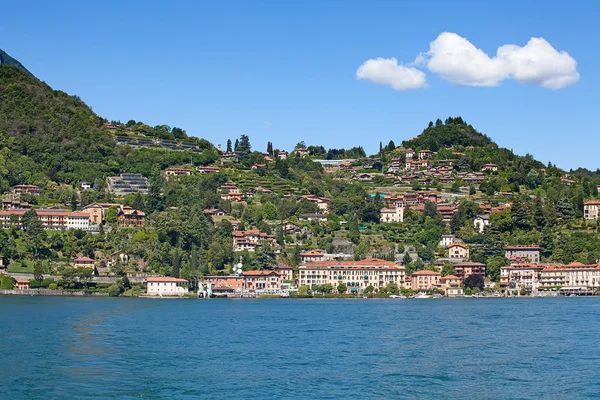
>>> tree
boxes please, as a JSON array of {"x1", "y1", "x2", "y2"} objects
[
  {"x1": 435, "y1": 118, "x2": 443, "y2": 127},
  {"x1": 347, "y1": 217, "x2": 361, "y2": 245},
  {"x1": 364, "y1": 284, "x2": 375, "y2": 293},
  {"x1": 70, "y1": 193, "x2": 78, "y2": 211},
  {"x1": 337, "y1": 283, "x2": 347, "y2": 294},
  {"x1": 34, "y1": 260, "x2": 44, "y2": 281},
  {"x1": 262, "y1": 201, "x2": 278, "y2": 220},
  {"x1": 485, "y1": 256, "x2": 508, "y2": 282},
  {"x1": 226, "y1": 139, "x2": 232, "y2": 152},
  {"x1": 106, "y1": 206, "x2": 119, "y2": 224},
  {"x1": 451, "y1": 182, "x2": 461, "y2": 193},
  {"x1": 441, "y1": 263, "x2": 455, "y2": 276},
  {"x1": 21, "y1": 209, "x2": 45, "y2": 257},
  {"x1": 132, "y1": 193, "x2": 146, "y2": 212},
  {"x1": 402, "y1": 251, "x2": 412, "y2": 266},
  {"x1": 236, "y1": 134, "x2": 252, "y2": 160},
  {"x1": 234, "y1": 138, "x2": 239, "y2": 151},
  {"x1": 423, "y1": 201, "x2": 439, "y2": 221},
  {"x1": 469, "y1": 185, "x2": 476, "y2": 195},
  {"x1": 463, "y1": 274, "x2": 484, "y2": 290}
]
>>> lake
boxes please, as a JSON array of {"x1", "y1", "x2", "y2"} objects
[{"x1": 1, "y1": 296, "x2": 599, "y2": 399}]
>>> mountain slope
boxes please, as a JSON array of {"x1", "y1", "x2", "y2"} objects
[
  {"x1": 402, "y1": 117, "x2": 494, "y2": 152},
  {"x1": 0, "y1": 49, "x2": 32, "y2": 76}
]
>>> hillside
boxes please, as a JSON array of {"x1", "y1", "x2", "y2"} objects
[
  {"x1": 402, "y1": 117, "x2": 495, "y2": 152},
  {"x1": 0, "y1": 52, "x2": 214, "y2": 188},
  {"x1": 0, "y1": 49, "x2": 32, "y2": 76}
]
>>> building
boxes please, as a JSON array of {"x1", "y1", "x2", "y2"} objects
[
  {"x1": 165, "y1": 167, "x2": 194, "y2": 178},
  {"x1": 481, "y1": 163, "x2": 498, "y2": 172},
  {"x1": 300, "y1": 195, "x2": 330, "y2": 213},
  {"x1": 145, "y1": 277, "x2": 188, "y2": 296},
  {"x1": 204, "y1": 208, "x2": 227, "y2": 217},
  {"x1": 439, "y1": 235, "x2": 455, "y2": 247},
  {"x1": 501, "y1": 263, "x2": 545, "y2": 295},
  {"x1": 242, "y1": 270, "x2": 282, "y2": 291},
  {"x1": 294, "y1": 147, "x2": 310, "y2": 157},
  {"x1": 203, "y1": 275, "x2": 243, "y2": 294},
  {"x1": 583, "y1": 200, "x2": 600, "y2": 220},
  {"x1": 117, "y1": 207, "x2": 145, "y2": 228},
  {"x1": 298, "y1": 258, "x2": 405, "y2": 293},
  {"x1": 300, "y1": 250, "x2": 325, "y2": 263},
  {"x1": 474, "y1": 215, "x2": 490, "y2": 233},
  {"x1": 81, "y1": 202, "x2": 122, "y2": 224},
  {"x1": 1, "y1": 199, "x2": 32, "y2": 211},
  {"x1": 448, "y1": 243, "x2": 469, "y2": 260},
  {"x1": 107, "y1": 173, "x2": 150, "y2": 196},
  {"x1": 197, "y1": 166, "x2": 220, "y2": 173},
  {"x1": 539, "y1": 262, "x2": 600, "y2": 293},
  {"x1": 405, "y1": 160, "x2": 428, "y2": 170},
  {"x1": 73, "y1": 256, "x2": 95, "y2": 269},
  {"x1": 13, "y1": 185, "x2": 41, "y2": 196},
  {"x1": 417, "y1": 150, "x2": 433, "y2": 160},
  {"x1": 380, "y1": 206, "x2": 404, "y2": 223},
  {"x1": 276, "y1": 264, "x2": 294, "y2": 282},
  {"x1": 232, "y1": 229, "x2": 276, "y2": 252},
  {"x1": 453, "y1": 262, "x2": 486, "y2": 279},
  {"x1": 277, "y1": 150, "x2": 288, "y2": 160},
  {"x1": 441, "y1": 275, "x2": 463, "y2": 297},
  {"x1": 218, "y1": 181, "x2": 242, "y2": 201},
  {"x1": 0, "y1": 256, "x2": 4, "y2": 274},
  {"x1": 15, "y1": 279, "x2": 30, "y2": 290},
  {"x1": 505, "y1": 245, "x2": 540, "y2": 264},
  {"x1": 298, "y1": 213, "x2": 328, "y2": 222},
  {"x1": 0, "y1": 209, "x2": 90, "y2": 230},
  {"x1": 411, "y1": 270, "x2": 441, "y2": 292}
]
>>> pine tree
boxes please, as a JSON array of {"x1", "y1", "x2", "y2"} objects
[
  {"x1": 236, "y1": 134, "x2": 251, "y2": 160},
  {"x1": 533, "y1": 193, "x2": 545, "y2": 229},
  {"x1": 234, "y1": 138, "x2": 239, "y2": 152},
  {"x1": 226, "y1": 139, "x2": 232, "y2": 152}
]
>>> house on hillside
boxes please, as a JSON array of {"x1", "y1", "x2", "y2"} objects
[{"x1": 448, "y1": 243, "x2": 469, "y2": 260}]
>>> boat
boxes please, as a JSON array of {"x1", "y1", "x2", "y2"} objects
[{"x1": 415, "y1": 293, "x2": 432, "y2": 299}]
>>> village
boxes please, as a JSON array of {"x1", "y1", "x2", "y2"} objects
[{"x1": 2, "y1": 134, "x2": 600, "y2": 300}]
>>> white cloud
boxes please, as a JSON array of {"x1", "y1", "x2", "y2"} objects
[
  {"x1": 422, "y1": 32, "x2": 579, "y2": 89},
  {"x1": 356, "y1": 57, "x2": 427, "y2": 91}
]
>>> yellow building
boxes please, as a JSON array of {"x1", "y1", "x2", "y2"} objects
[{"x1": 298, "y1": 258, "x2": 405, "y2": 294}]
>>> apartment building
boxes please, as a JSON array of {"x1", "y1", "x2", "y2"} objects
[
  {"x1": 298, "y1": 259, "x2": 405, "y2": 293},
  {"x1": 448, "y1": 243, "x2": 469, "y2": 260},
  {"x1": 505, "y1": 245, "x2": 540, "y2": 264},
  {"x1": 410, "y1": 270, "x2": 441, "y2": 292},
  {"x1": 583, "y1": 200, "x2": 600, "y2": 220},
  {"x1": 453, "y1": 262, "x2": 486, "y2": 279},
  {"x1": 540, "y1": 262, "x2": 600, "y2": 291},
  {"x1": 232, "y1": 229, "x2": 276, "y2": 252},
  {"x1": 441, "y1": 275, "x2": 464, "y2": 297},
  {"x1": 0, "y1": 209, "x2": 90, "y2": 230}
]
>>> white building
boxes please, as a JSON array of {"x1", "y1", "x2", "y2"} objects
[
  {"x1": 584, "y1": 200, "x2": 600, "y2": 220},
  {"x1": 474, "y1": 215, "x2": 489, "y2": 233},
  {"x1": 439, "y1": 235, "x2": 455, "y2": 247},
  {"x1": 380, "y1": 207, "x2": 404, "y2": 223},
  {"x1": 145, "y1": 277, "x2": 188, "y2": 296}
]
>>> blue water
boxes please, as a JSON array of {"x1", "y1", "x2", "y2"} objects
[{"x1": 1, "y1": 297, "x2": 599, "y2": 399}]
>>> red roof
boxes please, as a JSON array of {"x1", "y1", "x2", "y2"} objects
[
  {"x1": 448, "y1": 243, "x2": 467, "y2": 249},
  {"x1": 145, "y1": 277, "x2": 188, "y2": 283},
  {"x1": 584, "y1": 200, "x2": 600, "y2": 205},
  {"x1": 242, "y1": 270, "x2": 281, "y2": 277},
  {"x1": 411, "y1": 270, "x2": 441, "y2": 276}
]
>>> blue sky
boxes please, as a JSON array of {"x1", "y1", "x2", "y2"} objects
[{"x1": 2, "y1": 0, "x2": 598, "y2": 169}]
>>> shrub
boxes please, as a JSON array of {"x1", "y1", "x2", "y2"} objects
[
  {"x1": 0, "y1": 276, "x2": 16, "y2": 289},
  {"x1": 48, "y1": 283, "x2": 58, "y2": 290}
]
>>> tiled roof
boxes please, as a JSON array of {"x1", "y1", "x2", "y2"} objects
[{"x1": 145, "y1": 277, "x2": 188, "y2": 283}]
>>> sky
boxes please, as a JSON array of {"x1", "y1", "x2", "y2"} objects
[{"x1": 2, "y1": 0, "x2": 599, "y2": 169}]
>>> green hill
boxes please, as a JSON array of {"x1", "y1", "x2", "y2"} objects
[
  {"x1": 0, "y1": 49, "x2": 32, "y2": 76},
  {"x1": 402, "y1": 117, "x2": 494, "y2": 151},
  {"x1": 0, "y1": 50, "x2": 215, "y2": 189}
]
